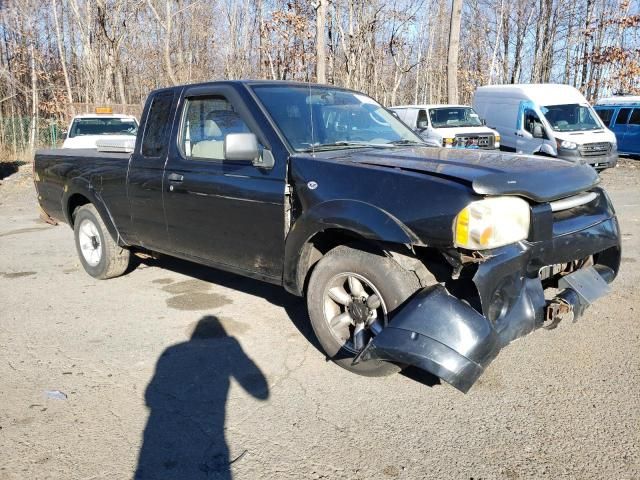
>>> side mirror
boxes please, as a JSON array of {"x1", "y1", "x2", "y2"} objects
[
  {"x1": 224, "y1": 133, "x2": 259, "y2": 162},
  {"x1": 532, "y1": 124, "x2": 544, "y2": 138},
  {"x1": 223, "y1": 133, "x2": 274, "y2": 169},
  {"x1": 417, "y1": 120, "x2": 428, "y2": 130}
]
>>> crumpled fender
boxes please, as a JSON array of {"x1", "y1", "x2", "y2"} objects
[
  {"x1": 283, "y1": 200, "x2": 420, "y2": 295},
  {"x1": 354, "y1": 285, "x2": 500, "y2": 393}
]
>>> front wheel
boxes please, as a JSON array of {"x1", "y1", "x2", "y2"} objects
[
  {"x1": 306, "y1": 245, "x2": 420, "y2": 376},
  {"x1": 73, "y1": 204, "x2": 130, "y2": 279}
]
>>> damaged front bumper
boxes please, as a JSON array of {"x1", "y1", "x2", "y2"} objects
[{"x1": 355, "y1": 215, "x2": 621, "y2": 393}]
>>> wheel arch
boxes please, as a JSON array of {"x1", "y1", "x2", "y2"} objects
[
  {"x1": 63, "y1": 184, "x2": 123, "y2": 245},
  {"x1": 283, "y1": 200, "x2": 422, "y2": 296}
]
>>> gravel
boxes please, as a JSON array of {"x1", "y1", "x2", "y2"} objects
[{"x1": 0, "y1": 162, "x2": 638, "y2": 479}]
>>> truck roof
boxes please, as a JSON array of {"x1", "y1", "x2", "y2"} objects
[
  {"x1": 148, "y1": 79, "x2": 366, "y2": 97},
  {"x1": 475, "y1": 83, "x2": 588, "y2": 106}
]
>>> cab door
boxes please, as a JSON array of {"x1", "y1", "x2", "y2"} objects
[
  {"x1": 163, "y1": 84, "x2": 287, "y2": 281},
  {"x1": 624, "y1": 108, "x2": 640, "y2": 155},
  {"x1": 516, "y1": 106, "x2": 546, "y2": 154},
  {"x1": 127, "y1": 90, "x2": 177, "y2": 251},
  {"x1": 612, "y1": 108, "x2": 631, "y2": 153}
]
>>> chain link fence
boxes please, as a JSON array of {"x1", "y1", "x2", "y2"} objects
[{"x1": 0, "y1": 117, "x2": 66, "y2": 152}]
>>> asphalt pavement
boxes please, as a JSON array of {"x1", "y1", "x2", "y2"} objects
[{"x1": 0, "y1": 162, "x2": 638, "y2": 479}]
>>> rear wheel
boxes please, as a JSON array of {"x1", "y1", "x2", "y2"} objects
[
  {"x1": 306, "y1": 245, "x2": 420, "y2": 376},
  {"x1": 73, "y1": 204, "x2": 130, "y2": 279}
]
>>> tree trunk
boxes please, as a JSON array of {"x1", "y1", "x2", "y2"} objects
[
  {"x1": 29, "y1": 43, "x2": 38, "y2": 150},
  {"x1": 447, "y1": 0, "x2": 463, "y2": 103},
  {"x1": 316, "y1": 0, "x2": 327, "y2": 83},
  {"x1": 51, "y1": 0, "x2": 73, "y2": 105}
]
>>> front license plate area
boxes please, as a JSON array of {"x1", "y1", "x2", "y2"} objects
[{"x1": 558, "y1": 266, "x2": 611, "y2": 305}]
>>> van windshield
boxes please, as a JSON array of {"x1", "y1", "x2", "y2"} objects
[
  {"x1": 541, "y1": 104, "x2": 602, "y2": 132},
  {"x1": 428, "y1": 107, "x2": 483, "y2": 128}
]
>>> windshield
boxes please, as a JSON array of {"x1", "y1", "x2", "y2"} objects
[
  {"x1": 251, "y1": 85, "x2": 423, "y2": 151},
  {"x1": 69, "y1": 117, "x2": 138, "y2": 138},
  {"x1": 541, "y1": 104, "x2": 602, "y2": 132},
  {"x1": 429, "y1": 107, "x2": 483, "y2": 128}
]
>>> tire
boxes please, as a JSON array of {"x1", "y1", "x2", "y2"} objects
[
  {"x1": 73, "y1": 204, "x2": 130, "y2": 279},
  {"x1": 306, "y1": 245, "x2": 420, "y2": 377}
]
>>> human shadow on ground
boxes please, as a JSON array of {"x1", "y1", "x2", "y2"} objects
[
  {"x1": 134, "y1": 315, "x2": 269, "y2": 480},
  {"x1": 138, "y1": 255, "x2": 439, "y2": 388}
]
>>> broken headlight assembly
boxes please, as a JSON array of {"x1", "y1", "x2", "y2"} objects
[{"x1": 454, "y1": 196, "x2": 530, "y2": 250}]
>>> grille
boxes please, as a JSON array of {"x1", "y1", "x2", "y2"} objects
[
  {"x1": 453, "y1": 134, "x2": 495, "y2": 149},
  {"x1": 579, "y1": 142, "x2": 611, "y2": 157}
]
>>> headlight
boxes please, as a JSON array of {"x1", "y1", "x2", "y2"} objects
[
  {"x1": 557, "y1": 139, "x2": 577, "y2": 150},
  {"x1": 454, "y1": 197, "x2": 530, "y2": 250},
  {"x1": 494, "y1": 134, "x2": 501, "y2": 147},
  {"x1": 443, "y1": 138, "x2": 454, "y2": 148}
]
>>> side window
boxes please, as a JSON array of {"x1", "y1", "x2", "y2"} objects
[
  {"x1": 417, "y1": 109, "x2": 428, "y2": 128},
  {"x1": 181, "y1": 96, "x2": 252, "y2": 161},
  {"x1": 629, "y1": 109, "x2": 640, "y2": 125},
  {"x1": 595, "y1": 108, "x2": 614, "y2": 127},
  {"x1": 615, "y1": 108, "x2": 631, "y2": 125},
  {"x1": 142, "y1": 92, "x2": 174, "y2": 158},
  {"x1": 523, "y1": 108, "x2": 543, "y2": 135}
]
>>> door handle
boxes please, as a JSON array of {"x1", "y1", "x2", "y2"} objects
[
  {"x1": 515, "y1": 132, "x2": 523, "y2": 137},
  {"x1": 167, "y1": 173, "x2": 184, "y2": 183}
]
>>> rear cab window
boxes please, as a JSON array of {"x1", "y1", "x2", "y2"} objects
[{"x1": 141, "y1": 92, "x2": 174, "y2": 158}]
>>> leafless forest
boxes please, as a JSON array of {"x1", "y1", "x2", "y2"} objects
[{"x1": 0, "y1": 0, "x2": 638, "y2": 154}]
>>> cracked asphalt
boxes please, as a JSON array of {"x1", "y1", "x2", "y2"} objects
[{"x1": 0, "y1": 161, "x2": 639, "y2": 479}]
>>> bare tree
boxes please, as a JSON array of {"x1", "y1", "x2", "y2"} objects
[{"x1": 447, "y1": 0, "x2": 463, "y2": 102}]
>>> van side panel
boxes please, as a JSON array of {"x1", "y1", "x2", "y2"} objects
[{"x1": 473, "y1": 94, "x2": 521, "y2": 152}]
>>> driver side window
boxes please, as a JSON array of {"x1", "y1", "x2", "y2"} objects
[
  {"x1": 523, "y1": 108, "x2": 543, "y2": 136},
  {"x1": 181, "y1": 96, "x2": 252, "y2": 161}
]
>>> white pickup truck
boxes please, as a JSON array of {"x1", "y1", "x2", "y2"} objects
[
  {"x1": 62, "y1": 109, "x2": 138, "y2": 149},
  {"x1": 390, "y1": 104, "x2": 501, "y2": 149}
]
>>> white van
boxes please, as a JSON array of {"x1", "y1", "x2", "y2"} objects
[
  {"x1": 472, "y1": 84, "x2": 618, "y2": 170},
  {"x1": 390, "y1": 104, "x2": 500, "y2": 149}
]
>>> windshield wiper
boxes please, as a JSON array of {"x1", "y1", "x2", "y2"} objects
[
  {"x1": 299, "y1": 141, "x2": 394, "y2": 152},
  {"x1": 388, "y1": 139, "x2": 427, "y2": 146}
]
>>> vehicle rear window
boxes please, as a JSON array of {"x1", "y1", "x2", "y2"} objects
[
  {"x1": 142, "y1": 92, "x2": 174, "y2": 158},
  {"x1": 615, "y1": 108, "x2": 631, "y2": 125},
  {"x1": 595, "y1": 108, "x2": 615, "y2": 127}
]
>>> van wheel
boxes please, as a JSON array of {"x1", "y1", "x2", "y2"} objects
[
  {"x1": 306, "y1": 245, "x2": 420, "y2": 376},
  {"x1": 73, "y1": 204, "x2": 130, "y2": 279}
]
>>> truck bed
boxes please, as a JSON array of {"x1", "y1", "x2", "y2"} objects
[{"x1": 36, "y1": 148, "x2": 131, "y2": 161}]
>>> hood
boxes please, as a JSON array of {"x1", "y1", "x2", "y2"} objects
[
  {"x1": 553, "y1": 129, "x2": 616, "y2": 145},
  {"x1": 336, "y1": 146, "x2": 599, "y2": 203},
  {"x1": 431, "y1": 126, "x2": 499, "y2": 137},
  {"x1": 62, "y1": 134, "x2": 136, "y2": 149}
]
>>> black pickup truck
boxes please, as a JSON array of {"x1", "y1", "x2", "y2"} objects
[{"x1": 34, "y1": 81, "x2": 621, "y2": 392}]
